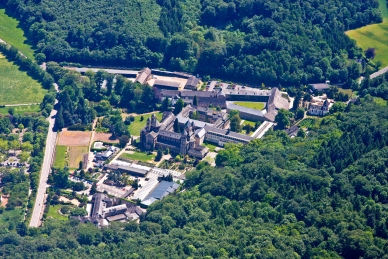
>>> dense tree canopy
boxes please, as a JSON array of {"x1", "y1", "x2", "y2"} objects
[{"x1": 2, "y1": 0, "x2": 382, "y2": 85}]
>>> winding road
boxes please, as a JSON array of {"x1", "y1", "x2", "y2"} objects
[{"x1": 29, "y1": 84, "x2": 58, "y2": 227}]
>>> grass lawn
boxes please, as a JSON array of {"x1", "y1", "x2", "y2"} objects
[
  {"x1": 68, "y1": 146, "x2": 89, "y2": 169},
  {"x1": 233, "y1": 102, "x2": 265, "y2": 110},
  {"x1": 203, "y1": 141, "x2": 218, "y2": 152},
  {"x1": 54, "y1": 145, "x2": 67, "y2": 169},
  {"x1": 243, "y1": 120, "x2": 256, "y2": 127},
  {"x1": 0, "y1": 7, "x2": 35, "y2": 59},
  {"x1": 338, "y1": 88, "x2": 353, "y2": 98},
  {"x1": 127, "y1": 112, "x2": 163, "y2": 136},
  {"x1": 46, "y1": 205, "x2": 68, "y2": 221},
  {"x1": 0, "y1": 53, "x2": 46, "y2": 105},
  {"x1": 0, "y1": 104, "x2": 40, "y2": 115},
  {"x1": 120, "y1": 151, "x2": 156, "y2": 162},
  {"x1": 299, "y1": 118, "x2": 319, "y2": 129},
  {"x1": 346, "y1": 0, "x2": 388, "y2": 67}
]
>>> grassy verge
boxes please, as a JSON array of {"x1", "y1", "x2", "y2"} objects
[
  {"x1": 346, "y1": 0, "x2": 388, "y2": 67},
  {"x1": 0, "y1": 7, "x2": 35, "y2": 59},
  {"x1": 120, "y1": 151, "x2": 156, "y2": 162},
  {"x1": 0, "y1": 104, "x2": 40, "y2": 115},
  {"x1": 127, "y1": 112, "x2": 163, "y2": 136},
  {"x1": 233, "y1": 102, "x2": 265, "y2": 110},
  {"x1": 53, "y1": 145, "x2": 67, "y2": 169},
  {"x1": 0, "y1": 53, "x2": 46, "y2": 105}
]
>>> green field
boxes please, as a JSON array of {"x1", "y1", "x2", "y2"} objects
[
  {"x1": 127, "y1": 112, "x2": 163, "y2": 136},
  {"x1": 54, "y1": 145, "x2": 67, "y2": 169},
  {"x1": 120, "y1": 151, "x2": 156, "y2": 162},
  {"x1": 0, "y1": 53, "x2": 46, "y2": 105},
  {"x1": 46, "y1": 205, "x2": 69, "y2": 221},
  {"x1": 233, "y1": 102, "x2": 265, "y2": 110},
  {"x1": 346, "y1": 0, "x2": 388, "y2": 66},
  {"x1": 0, "y1": 7, "x2": 35, "y2": 59},
  {"x1": 0, "y1": 104, "x2": 40, "y2": 115}
]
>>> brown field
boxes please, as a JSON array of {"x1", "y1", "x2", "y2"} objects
[
  {"x1": 93, "y1": 133, "x2": 119, "y2": 143},
  {"x1": 68, "y1": 146, "x2": 89, "y2": 169},
  {"x1": 58, "y1": 131, "x2": 92, "y2": 146}
]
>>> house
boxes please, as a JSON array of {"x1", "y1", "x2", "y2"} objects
[
  {"x1": 135, "y1": 67, "x2": 152, "y2": 84},
  {"x1": 285, "y1": 126, "x2": 300, "y2": 138},
  {"x1": 185, "y1": 76, "x2": 201, "y2": 90},
  {"x1": 308, "y1": 100, "x2": 330, "y2": 116},
  {"x1": 309, "y1": 83, "x2": 330, "y2": 93}
]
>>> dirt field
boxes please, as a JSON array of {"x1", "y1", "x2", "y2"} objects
[
  {"x1": 58, "y1": 131, "x2": 92, "y2": 146},
  {"x1": 93, "y1": 133, "x2": 119, "y2": 143},
  {"x1": 68, "y1": 146, "x2": 89, "y2": 169}
]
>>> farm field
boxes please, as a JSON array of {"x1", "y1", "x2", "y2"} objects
[
  {"x1": 233, "y1": 102, "x2": 265, "y2": 110},
  {"x1": 127, "y1": 112, "x2": 163, "y2": 136},
  {"x1": 54, "y1": 145, "x2": 67, "y2": 169},
  {"x1": 0, "y1": 104, "x2": 40, "y2": 115},
  {"x1": 57, "y1": 131, "x2": 92, "y2": 146},
  {"x1": 346, "y1": 0, "x2": 388, "y2": 66},
  {"x1": 120, "y1": 151, "x2": 156, "y2": 163},
  {"x1": 0, "y1": 7, "x2": 35, "y2": 59},
  {"x1": 0, "y1": 53, "x2": 46, "y2": 105}
]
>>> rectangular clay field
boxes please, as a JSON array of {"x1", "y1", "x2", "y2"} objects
[{"x1": 57, "y1": 131, "x2": 92, "y2": 146}]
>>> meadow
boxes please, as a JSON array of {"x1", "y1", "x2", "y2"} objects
[
  {"x1": 346, "y1": 0, "x2": 388, "y2": 66},
  {"x1": 0, "y1": 104, "x2": 40, "y2": 115},
  {"x1": 127, "y1": 112, "x2": 163, "y2": 136},
  {"x1": 53, "y1": 145, "x2": 67, "y2": 169},
  {"x1": 0, "y1": 6, "x2": 34, "y2": 59},
  {"x1": 0, "y1": 53, "x2": 46, "y2": 105}
]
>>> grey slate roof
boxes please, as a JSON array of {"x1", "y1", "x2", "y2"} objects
[
  {"x1": 204, "y1": 125, "x2": 254, "y2": 142},
  {"x1": 158, "y1": 130, "x2": 182, "y2": 140},
  {"x1": 309, "y1": 83, "x2": 330, "y2": 91},
  {"x1": 185, "y1": 76, "x2": 200, "y2": 88}
]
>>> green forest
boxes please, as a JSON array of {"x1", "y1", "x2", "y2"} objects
[{"x1": 0, "y1": 0, "x2": 383, "y2": 85}]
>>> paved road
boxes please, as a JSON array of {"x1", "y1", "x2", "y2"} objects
[
  {"x1": 29, "y1": 84, "x2": 58, "y2": 227},
  {"x1": 370, "y1": 66, "x2": 388, "y2": 79}
]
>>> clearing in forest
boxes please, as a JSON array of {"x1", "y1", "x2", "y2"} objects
[
  {"x1": 346, "y1": 0, "x2": 388, "y2": 66},
  {"x1": 0, "y1": 53, "x2": 46, "y2": 105}
]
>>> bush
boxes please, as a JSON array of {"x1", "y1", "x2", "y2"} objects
[
  {"x1": 70, "y1": 207, "x2": 87, "y2": 216},
  {"x1": 60, "y1": 205, "x2": 71, "y2": 214},
  {"x1": 67, "y1": 124, "x2": 92, "y2": 131}
]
